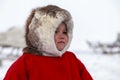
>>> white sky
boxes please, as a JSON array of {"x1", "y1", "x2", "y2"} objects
[{"x1": 0, "y1": 0, "x2": 120, "y2": 50}]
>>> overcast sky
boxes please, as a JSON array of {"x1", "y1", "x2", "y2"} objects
[{"x1": 0, "y1": 0, "x2": 120, "y2": 51}]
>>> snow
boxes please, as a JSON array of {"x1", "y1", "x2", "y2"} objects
[
  {"x1": 0, "y1": 50, "x2": 120, "y2": 80},
  {"x1": 75, "y1": 51, "x2": 120, "y2": 80}
]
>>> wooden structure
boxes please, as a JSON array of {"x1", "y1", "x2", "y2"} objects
[
  {"x1": 0, "y1": 27, "x2": 26, "y2": 66},
  {"x1": 86, "y1": 33, "x2": 120, "y2": 54}
]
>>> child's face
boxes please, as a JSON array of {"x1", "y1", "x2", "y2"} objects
[{"x1": 54, "y1": 23, "x2": 69, "y2": 51}]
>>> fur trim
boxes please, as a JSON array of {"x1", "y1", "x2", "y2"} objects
[{"x1": 25, "y1": 5, "x2": 73, "y2": 56}]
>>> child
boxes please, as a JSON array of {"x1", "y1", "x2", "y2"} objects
[{"x1": 4, "y1": 5, "x2": 93, "y2": 80}]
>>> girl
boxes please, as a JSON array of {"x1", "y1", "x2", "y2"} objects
[{"x1": 4, "y1": 5, "x2": 93, "y2": 80}]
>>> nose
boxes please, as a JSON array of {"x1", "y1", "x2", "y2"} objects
[{"x1": 58, "y1": 33, "x2": 65, "y2": 39}]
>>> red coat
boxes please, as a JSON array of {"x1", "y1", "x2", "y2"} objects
[{"x1": 4, "y1": 51, "x2": 93, "y2": 80}]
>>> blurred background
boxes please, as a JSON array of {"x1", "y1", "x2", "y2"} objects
[{"x1": 0, "y1": 0, "x2": 120, "y2": 80}]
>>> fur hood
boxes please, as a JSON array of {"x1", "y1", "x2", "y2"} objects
[{"x1": 23, "y1": 5, "x2": 73, "y2": 56}]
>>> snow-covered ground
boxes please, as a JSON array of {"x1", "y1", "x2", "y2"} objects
[
  {"x1": 75, "y1": 51, "x2": 120, "y2": 80},
  {"x1": 0, "y1": 50, "x2": 120, "y2": 80}
]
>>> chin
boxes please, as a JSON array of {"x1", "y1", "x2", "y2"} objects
[{"x1": 57, "y1": 47, "x2": 65, "y2": 51}]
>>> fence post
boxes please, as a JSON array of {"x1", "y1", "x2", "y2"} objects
[{"x1": 0, "y1": 58, "x2": 2, "y2": 67}]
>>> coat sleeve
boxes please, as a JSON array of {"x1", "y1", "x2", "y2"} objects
[
  {"x1": 77, "y1": 59, "x2": 93, "y2": 80},
  {"x1": 3, "y1": 55, "x2": 28, "y2": 80},
  {"x1": 68, "y1": 51, "x2": 93, "y2": 80}
]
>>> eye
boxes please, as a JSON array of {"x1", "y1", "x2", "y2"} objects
[
  {"x1": 63, "y1": 31, "x2": 67, "y2": 34},
  {"x1": 55, "y1": 30, "x2": 58, "y2": 34}
]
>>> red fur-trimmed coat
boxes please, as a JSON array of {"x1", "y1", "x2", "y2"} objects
[{"x1": 4, "y1": 51, "x2": 93, "y2": 80}]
